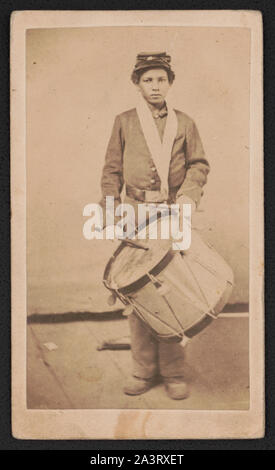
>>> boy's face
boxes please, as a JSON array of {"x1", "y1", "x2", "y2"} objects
[{"x1": 137, "y1": 68, "x2": 171, "y2": 106}]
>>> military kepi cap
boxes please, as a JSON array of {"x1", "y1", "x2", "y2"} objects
[{"x1": 134, "y1": 52, "x2": 172, "y2": 72}]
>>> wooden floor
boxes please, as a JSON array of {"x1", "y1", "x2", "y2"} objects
[{"x1": 27, "y1": 312, "x2": 249, "y2": 410}]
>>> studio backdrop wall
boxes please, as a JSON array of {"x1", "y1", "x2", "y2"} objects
[{"x1": 26, "y1": 26, "x2": 250, "y2": 313}]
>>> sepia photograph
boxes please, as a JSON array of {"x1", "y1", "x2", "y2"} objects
[{"x1": 11, "y1": 10, "x2": 264, "y2": 439}]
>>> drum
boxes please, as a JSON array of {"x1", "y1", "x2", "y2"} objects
[{"x1": 103, "y1": 215, "x2": 234, "y2": 343}]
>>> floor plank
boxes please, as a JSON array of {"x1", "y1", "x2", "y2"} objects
[
  {"x1": 27, "y1": 316, "x2": 249, "y2": 410},
  {"x1": 27, "y1": 326, "x2": 73, "y2": 409}
]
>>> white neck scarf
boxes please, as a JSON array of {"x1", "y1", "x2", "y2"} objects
[{"x1": 136, "y1": 95, "x2": 178, "y2": 195}]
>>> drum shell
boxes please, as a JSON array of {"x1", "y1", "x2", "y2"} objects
[
  {"x1": 104, "y1": 227, "x2": 234, "y2": 343},
  {"x1": 120, "y1": 233, "x2": 234, "y2": 343}
]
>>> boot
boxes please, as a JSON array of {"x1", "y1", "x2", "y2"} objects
[
  {"x1": 123, "y1": 376, "x2": 158, "y2": 396},
  {"x1": 164, "y1": 377, "x2": 189, "y2": 400}
]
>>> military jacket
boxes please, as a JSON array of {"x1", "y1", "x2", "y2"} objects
[{"x1": 100, "y1": 107, "x2": 210, "y2": 211}]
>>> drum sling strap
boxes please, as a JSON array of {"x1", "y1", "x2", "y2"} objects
[{"x1": 136, "y1": 95, "x2": 178, "y2": 196}]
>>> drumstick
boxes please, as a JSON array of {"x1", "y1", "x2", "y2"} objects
[{"x1": 121, "y1": 239, "x2": 149, "y2": 250}]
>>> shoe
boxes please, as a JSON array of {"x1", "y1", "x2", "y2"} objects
[
  {"x1": 123, "y1": 376, "x2": 158, "y2": 396},
  {"x1": 164, "y1": 377, "x2": 189, "y2": 400}
]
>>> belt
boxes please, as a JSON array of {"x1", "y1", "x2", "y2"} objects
[{"x1": 126, "y1": 185, "x2": 168, "y2": 203}]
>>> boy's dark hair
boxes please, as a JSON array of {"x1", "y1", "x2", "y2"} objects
[{"x1": 131, "y1": 67, "x2": 175, "y2": 85}]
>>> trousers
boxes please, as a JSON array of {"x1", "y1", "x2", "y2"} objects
[{"x1": 128, "y1": 312, "x2": 185, "y2": 379}]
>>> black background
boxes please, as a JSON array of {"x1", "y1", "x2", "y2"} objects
[{"x1": 1, "y1": 0, "x2": 274, "y2": 453}]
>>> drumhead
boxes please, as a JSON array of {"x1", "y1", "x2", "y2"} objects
[{"x1": 104, "y1": 215, "x2": 172, "y2": 293}]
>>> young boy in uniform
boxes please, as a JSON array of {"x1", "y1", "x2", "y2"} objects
[{"x1": 100, "y1": 52, "x2": 210, "y2": 399}]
